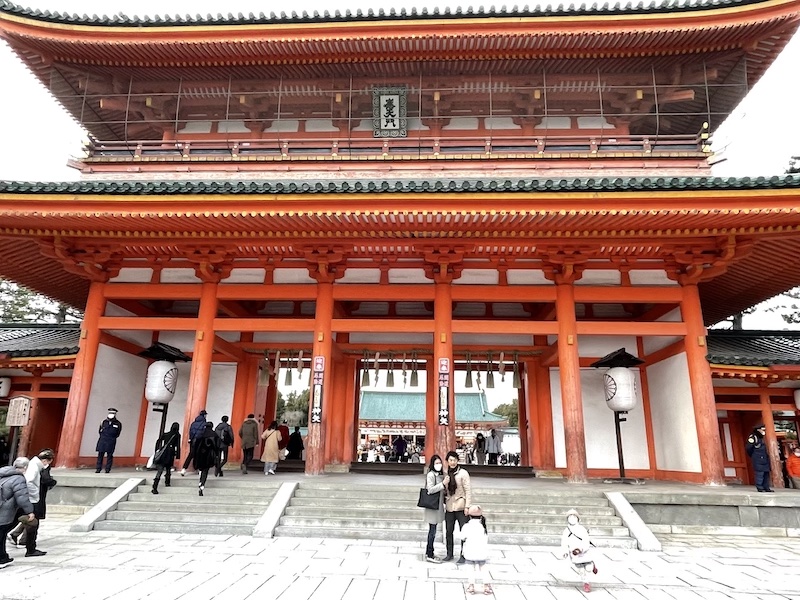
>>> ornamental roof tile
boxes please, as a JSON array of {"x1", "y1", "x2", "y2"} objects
[
  {"x1": 0, "y1": 323, "x2": 80, "y2": 358},
  {"x1": 359, "y1": 390, "x2": 507, "y2": 422},
  {"x1": 0, "y1": 0, "x2": 775, "y2": 26},
  {"x1": 706, "y1": 330, "x2": 800, "y2": 367},
  {"x1": 2, "y1": 175, "x2": 799, "y2": 195}
]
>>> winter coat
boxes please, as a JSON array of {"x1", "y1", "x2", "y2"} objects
[
  {"x1": 192, "y1": 429, "x2": 220, "y2": 471},
  {"x1": 278, "y1": 424, "x2": 290, "y2": 450},
  {"x1": 188, "y1": 415, "x2": 207, "y2": 443},
  {"x1": 96, "y1": 417, "x2": 122, "y2": 453},
  {"x1": 561, "y1": 522, "x2": 595, "y2": 565},
  {"x1": 287, "y1": 431, "x2": 304, "y2": 456},
  {"x1": 461, "y1": 518, "x2": 489, "y2": 561},
  {"x1": 444, "y1": 466, "x2": 472, "y2": 513},
  {"x1": 746, "y1": 432, "x2": 771, "y2": 471},
  {"x1": 0, "y1": 465, "x2": 34, "y2": 526},
  {"x1": 154, "y1": 428, "x2": 181, "y2": 467},
  {"x1": 25, "y1": 456, "x2": 46, "y2": 504},
  {"x1": 215, "y1": 423, "x2": 235, "y2": 448},
  {"x1": 786, "y1": 454, "x2": 800, "y2": 478},
  {"x1": 423, "y1": 468, "x2": 446, "y2": 525},
  {"x1": 486, "y1": 434, "x2": 502, "y2": 454},
  {"x1": 239, "y1": 418, "x2": 259, "y2": 450},
  {"x1": 34, "y1": 466, "x2": 56, "y2": 520},
  {"x1": 261, "y1": 429, "x2": 282, "y2": 463}
]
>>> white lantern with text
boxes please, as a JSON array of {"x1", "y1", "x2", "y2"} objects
[
  {"x1": 604, "y1": 367, "x2": 638, "y2": 412},
  {"x1": 0, "y1": 376, "x2": 10, "y2": 398},
  {"x1": 145, "y1": 360, "x2": 179, "y2": 403}
]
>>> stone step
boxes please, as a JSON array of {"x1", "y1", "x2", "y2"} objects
[
  {"x1": 133, "y1": 485, "x2": 276, "y2": 498},
  {"x1": 120, "y1": 501, "x2": 267, "y2": 515},
  {"x1": 291, "y1": 488, "x2": 610, "y2": 505},
  {"x1": 277, "y1": 515, "x2": 630, "y2": 536},
  {"x1": 282, "y1": 506, "x2": 622, "y2": 525},
  {"x1": 107, "y1": 510, "x2": 259, "y2": 525},
  {"x1": 144, "y1": 476, "x2": 281, "y2": 490},
  {"x1": 127, "y1": 491, "x2": 273, "y2": 505},
  {"x1": 297, "y1": 482, "x2": 607, "y2": 498},
  {"x1": 272, "y1": 526, "x2": 637, "y2": 548},
  {"x1": 94, "y1": 520, "x2": 254, "y2": 535}
]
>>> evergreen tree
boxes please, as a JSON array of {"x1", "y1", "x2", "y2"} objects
[
  {"x1": 492, "y1": 398, "x2": 519, "y2": 427},
  {"x1": 279, "y1": 388, "x2": 311, "y2": 427},
  {"x1": 0, "y1": 278, "x2": 82, "y2": 323}
]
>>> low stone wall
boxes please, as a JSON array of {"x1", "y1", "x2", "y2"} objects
[{"x1": 46, "y1": 471, "x2": 132, "y2": 510}]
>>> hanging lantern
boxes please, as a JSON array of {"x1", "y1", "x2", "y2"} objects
[
  {"x1": 603, "y1": 367, "x2": 638, "y2": 412},
  {"x1": 486, "y1": 351, "x2": 495, "y2": 389},
  {"x1": 373, "y1": 351, "x2": 381, "y2": 386},
  {"x1": 512, "y1": 352, "x2": 521, "y2": 389},
  {"x1": 498, "y1": 351, "x2": 506, "y2": 382},
  {"x1": 145, "y1": 360, "x2": 179, "y2": 403},
  {"x1": 0, "y1": 376, "x2": 10, "y2": 398},
  {"x1": 387, "y1": 353, "x2": 395, "y2": 387},
  {"x1": 795, "y1": 389, "x2": 800, "y2": 411},
  {"x1": 401, "y1": 353, "x2": 408, "y2": 388},
  {"x1": 464, "y1": 352, "x2": 473, "y2": 388},
  {"x1": 284, "y1": 351, "x2": 293, "y2": 386},
  {"x1": 410, "y1": 351, "x2": 419, "y2": 387},
  {"x1": 361, "y1": 350, "x2": 371, "y2": 388}
]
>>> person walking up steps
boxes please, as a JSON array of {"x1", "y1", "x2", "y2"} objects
[
  {"x1": 461, "y1": 505, "x2": 491, "y2": 595},
  {"x1": 193, "y1": 422, "x2": 220, "y2": 497},
  {"x1": 181, "y1": 410, "x2": 207, "y2": 476},
  {"x1": 238, "y1": 414, "x2": 259, "y2": 474},
  {"x1": 261, "y1": 421, "x2": 282, "y2": 475},
  {"x1": 151, "y1": 423, "x2": 181, "y2": 495},
  {"x1": 214, "y1": 416, "x2": 234, "y2": 476}
]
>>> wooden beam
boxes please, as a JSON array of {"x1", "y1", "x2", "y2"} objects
[
  {"x1": 712, "y1": 387, "x2": 793, "y2": 396},
  {"x1": 450, "y1": 286, "x2": 557, "y2": 302},
  {"x1": 333, "y1": 284, "x2": 435, "y2": 302},
  {"x1": 99, "y1": 331, "x2": 146, "y2": 356},
  {"x1": 573, "y1": 287, "x2": 683, "y2": 303},
  {"x1": 106, "y1": 299, "x2": 159, "y2": 317},
  {"x1": 576, "y1": 321, "x2": 687, "y2": 336},
  {"x1": 643, "y1": 338, "x2": 685, "y2": 365},
  {"x1": 450, "y1": 320, "x2": 559, "y2": 335},
  {"x1": 214, "y1": 318, "x2": 315, "y2": 332},
  {"x1": 97, "y1": 316, "x2": 199, "y2": 331},
  {"x1": 332, "y1": 319, "x2": 435, "y2": 333},
  {"x1": 636, "y1": 303, "x2": 680, "y2": 322},
  {"x1": 104, "y1": 283, "x2": 203, "y2": 300},
  {"x1": 213, "y1": 335, "x2": 247, "y2": 362},
  {"x1": 218, "y1": 300, "x2": 253, "y2": 318},
  {"x1": 716, "y1": 402, "x2": 796, "y2": 411}
]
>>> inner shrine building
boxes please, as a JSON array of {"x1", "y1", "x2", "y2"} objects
[{"x1": 1, "y1": 0, "x2": 800, "y2": 484}]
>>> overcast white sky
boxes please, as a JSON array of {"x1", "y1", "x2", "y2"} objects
[{"x1": 0, "y1": 1, "x2": 798, "y2": 329}]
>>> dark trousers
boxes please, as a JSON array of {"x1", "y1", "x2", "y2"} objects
[
  {"x1": 153, "y1": 465, "x2": 172, "y2": 490},
  {"x1": 0, "y1": 519, "x2": 15, "y2": 561},
  {"x1": 426, "y1": 523, "x2": 438, "y2": 557},
  {"x1": 216, "y1": 447, "x2": 229, "y2": 475},
  {"x1": 96, "y1": 451, "x2": 114, "y2": 472},
  {"x1": 199, "y1": 468, "x2": 210, "y2": 488},
  {"x1": 181, "y1": 445, "x2": 195, "y2": 471},
  {"x1": 755, "y1": 470, "x2": 772, "y2": 491},
  {"x1": 488, "y1": 453, "x2": 498, "y2": 465},
  {"x1": 242, "y1": 447, "x2": 254, "y2": 472},
  {"x1": 24, "y1": 521, "x2": 39, "y2": 554},
  {"x1": 444, "y1": 510, "x2": 469, "y2": 558}
]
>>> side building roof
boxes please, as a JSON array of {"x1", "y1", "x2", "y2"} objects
[
  {"x1": 706, "y1": 329, "x2": 800, "y2": 367},
  {"x1": 0, "y1": 323, "x2": 80, "y2": 358}
]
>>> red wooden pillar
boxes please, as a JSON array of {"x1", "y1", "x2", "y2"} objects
[
  {"x1": 433, "y1": 280, "x2": 456, "y2": 460},
  {"x1": 230, "y1": 347, "x2": 256, "y2": 464},
  {"x1": 517, "y1": 363, "x2": 531, "y2": 466},
  {"x1": 758, "y1": 387, "x2": 784, "y2": 489},
  {"x1": 556, "y1": 282, "x2": 587, "y2": 483},
  {"x1": 57, "y1": 280, "x2": 107, "y2": 468},
  {"x1": 325, "y1": 352, "x2": 347, "y2": 465},
  {"x1": 681, "y1": 283, "x2": 725, "y2": 486},
  {"x1": 183, "y1": 281, "x2": 217, "y2": 457},
  {"x1": 306, "y1": 280, "x2": 333, "y2": 475},
  {"x1": 341, "y1": 356, "x2": 357, "y2": 464},
  {"x1": 533, "y1": 355, "x2": 555, "y2": 470}
]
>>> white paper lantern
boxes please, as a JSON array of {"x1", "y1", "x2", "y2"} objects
[
  {"x1": 603, "y1": 367, "x2": 638, "y2": 412},
  {"x1": 0, "y1": 377, "x2": 10, "y2": 398},
  {"x1": 145, "y1": 361, "x2": 179, "y2": 403},
  {"x1": 794, "y1": 388, "x2": 800, "y2": 411}
]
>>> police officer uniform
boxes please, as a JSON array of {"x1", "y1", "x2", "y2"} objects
[
  {"x1": 746, "y1": 424, "x2": 773, "y2": 492},
  {"x1": 96, "y1": 408, "x2": 122, "y2": 473}
]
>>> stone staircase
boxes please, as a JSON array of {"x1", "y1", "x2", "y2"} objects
[
  {"x1": 93, "y1": 474, "x2": 281, "y2": 535},
  {"x1": 274, "y1": 482, "x2": 637, "y2": 548}
]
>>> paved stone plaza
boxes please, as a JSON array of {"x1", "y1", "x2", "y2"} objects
[{"x1": 3, "y1": 514, "x2": 800, "y2": 599}]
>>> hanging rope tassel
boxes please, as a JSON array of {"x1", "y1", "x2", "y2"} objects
[
  {"x1": 486, "y1": 351, "x2": 495, "y2": 389},
  {"x1": 361, "y1": 350, "x2": 371, "y2": 387},
  {"x1": 464, "y1": 352, "x2": 473, "y2": 388}
]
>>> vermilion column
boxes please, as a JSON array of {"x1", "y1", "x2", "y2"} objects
[
  {"x1": 306, "y1": 281, "x2": 333, "y2": 475},
  {"x1": 230, "y1": 351, "x2": 256, "y2": 464},
  {"x1": 533, "y1": 353, "x2": 555, "y2": 470},
  {"x1": 341, "y1": 357, "x2": 357, "y2": 464},
  {"x1": 759, "y1": 387, "x2": 784, "y2": 489},
  {"x1": 57, "y1": 281, "x2": 107, "y2": 468},
  {"x1": 681, "y1": 283, "x2": 725, "y2": 486},
  {"x1": 517, "y1": 366, "x2": 531, "y2": 466},
  {"x1": 183, "y1": 281, "x2": 217, "y2": 458},
  {"x1": 556, "y1": 283, "x2": 587, "y2": 483},
  {"x1": 325, "y1": 354, "x2": 347, "y2": 465},
  {"x1": 434, "y1": 280, "x2": 456, "y2": 460}
]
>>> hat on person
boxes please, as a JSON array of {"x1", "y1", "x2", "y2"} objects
[
  {"x1": 107, "y1": 408, "x2": 118, "y2": 414},
  {"x1": 199, "y1": 410, "x2": 208, "y2": 416},
  {"x1": 468, "y1": 505, "x2": 482, "y2": 518},
  {"x1": 566, "y1": 508, "x2": 581, "y2": 521}
]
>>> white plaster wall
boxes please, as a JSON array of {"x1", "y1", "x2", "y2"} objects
[
  {"x1": 158, "y1": 331, "x2": 198, "y2": 353},
  {"x1": 550, "y1": 368, "x2": 649, "y2": 469},
  {"x1": 646, "y1": 352, "x2": 701, "y2": 472},
  {"x1": 80, "y1": 345, "x2": 147, "y2": 456},
  {"x1": 140, "y1": 362, "x2": 237, "y2": 458},
  {"x1": 641, "y1": 307, "x2": 683, "y2": 355},
  {"x1": 575, "y1": 335, "x2": 639, "y2": 358}
]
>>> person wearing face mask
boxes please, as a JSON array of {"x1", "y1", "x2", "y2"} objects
[
  {"x1": 19, "y1": 449, "x2": 54, "y2": 558},
  {"x1": 746, "y1": 424, "x2": 773, "y2": 492},
  {"x1": 444, "y1": 450, "x2": 472, "y2": 563},
  {"x1": 422, "y1": 454, "x2": 448, "y2": 562},
  {"x1": 0, "y1": 457, "x2": 36, "y2": 568},
  {"x1": 95, "y1": 408, "x2": 122, "y2": 473},
  {"x1": 561, "y1": 509, "x2": 598, "y2": 593},
  {"x1": 786, "y1": 446, "x2": 800, "y2": 489}
]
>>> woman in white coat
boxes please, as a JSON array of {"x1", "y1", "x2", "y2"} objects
[{"x1": 422, "y1": 454, "x2": 448, "y2": 562}]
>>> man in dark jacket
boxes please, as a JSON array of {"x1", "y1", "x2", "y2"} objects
[
  {"x1": 238, "y1": 414, "x2": 259, "y2": 474},
  {"x1": 746, "y1": 424, "x2": 773, "y2": 492},
  {"x1": 0, "y1": 457, "x2": 36, "y2": 568},
  {"x1": 151, "y1": 423, "x2": 181, "y2": 495},
  {"x1": 214, "y1": 416, "x2": 235, "y2": 477},
  {"x1": 193, "y1": 422, "x2": 220, "y2": 497},
  {"x1": 181, "y1": 410, "x2": 207, "y2": 476},
  {"x1": 286, "y1": 426, "x2": 305, "y2": 460},
  {"x1": 96, "y1": 408, "x2": 122, "y2": 473}
]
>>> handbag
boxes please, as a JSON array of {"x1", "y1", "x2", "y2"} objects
[
  {"x1": 417, "y1": 486, "x2": 440, "y2": 510},
  {"x1": 148, "y1": 434, "x2": 175, "y2": 469}
]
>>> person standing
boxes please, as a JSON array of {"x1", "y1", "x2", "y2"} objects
[
  {"x1": 151, "y1": 423, "x2": 181, "y2": 495},
  {"x1": 461, "y1": 505, "x2": 491, "y2": 595},
  {"x1": 22, "y1": 449, "x2": 54, "y2": 557},
  {"x1": 95, "y1": 408, "x2": 122, "y2": 473},
  {"x1": 393, "y1": 435, "x2": 408, "y2": 462},
  {"x1": 193, "y1": 422, "x2": 220, "y2": 497},
  {"x1": 485, "y1": 429, "x2": 502, "y2": 466},
  {"x1": 286, "y1": 426, "x2": 304, "y2": 460},
  {"x1": 261, "y1": 421, "x2": 282, "y2": 475},
  {"x1": 181, "y1": 410, "x2": 208, "y2": 476},
  {"x1": 0, "y1": 458, "x2": 36, "y2": 568},
  {"x1": 8, "y1": 450, "x2": 57, "y2": 549},
  {"x1": 238, "y1": 414, "x2": 259, "y2": 474},
  {"x1": 214, "y1": 416, "x2": 235, "y2": 476},
  {"x1": 786, "y1": 446, "x2": 800, "y2": 489},
  {"x1": 422, "y1": 454, "x2": 447, "y2": 563},
  {"x1": 278, "y1": 420, "x2": 290, "y2": 458},
  {"x1": 474, "y1": 433, "x2": 486, "y2": 466},
  {"x1": 746, "y1": 424, "x2": 773, "y2": 493},
  {"x1": 443, "y1": 450, "x2": 472, "y2": 564}
]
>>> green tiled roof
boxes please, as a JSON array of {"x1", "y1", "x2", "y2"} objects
[
  {"x1": 0, "y1": 0, "x2": 774, "y2": 27},
  {"x1": 707, "y1": 330, "x2": 800, "y2": 367},
  {"x1": 2, "y1": 176, "x2": 799, "y2": 196},
  {"x1": 0, "y1": 323, "x2": 80, "y2": 358},
  {"x1": 359, "y1": 390, "x2": 507, "y2": 422}
]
